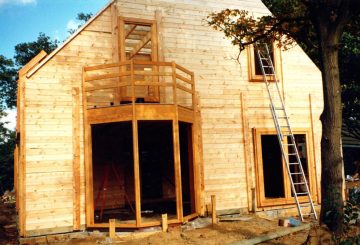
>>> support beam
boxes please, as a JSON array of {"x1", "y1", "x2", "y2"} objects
[
  {"x1": 129, "y1": 31, "x2": 151, "y2": 59},
  {"x1": 211, "y1": 195, "x2": 217, "y2": 225},
  {"x1": 161, "y1": 214, "x2": 168, "y2": 232},
  {"x1": 125, "y1": 24, "x2": 137, "y2": 39},
  {"x1": 72, "y1": 87, "x2": 81, "y2": 230},
  {"x1": 109, "y1": 219, "x2": 116, "y2": 238}
]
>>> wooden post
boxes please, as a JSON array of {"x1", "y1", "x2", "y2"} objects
[
  {"x1": 211, "y1": 195, "x2": 216, "y2": 224},
  {"x1": 309, "y1": 94, "x2": 320, "y2": 203},
  {"x1": 72, "y1": 87, "x2": 81, "y2": 230},
  {"x1": 161, "y1": 214, "x2": 168, "y2": 232},
  {"x1": 109, "y1": 219, "x2": 116, "y2": 238}
]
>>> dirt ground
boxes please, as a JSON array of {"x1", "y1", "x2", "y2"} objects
[
  {"x1": 0, "y1": 191, "x2": 18, "y2": 245},
  {"x1": 1, "y1": 191, "x2": 358, "y2": 245}
]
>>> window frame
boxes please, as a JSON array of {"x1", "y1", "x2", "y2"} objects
[
  {"x1": 247, "y1": 42, "x2": 282, "y2": 82},
  {"x1": 253, "y1": 128, "x2": 317, "y2": 207}
]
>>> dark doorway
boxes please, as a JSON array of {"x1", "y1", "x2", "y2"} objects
[
  {"x1": 261, "y1": 135, "x2": 285, "y2": 198},
  {"x1": 91, "y1": 121, "x2": 135, "y2": 224},
  {"x1": 179, "y1": 122, "x2": 195, "y2": 216},
  {"x1": 289, "y1": 134, "x2": 309, "y2": 196},
  {"x1": 138, "y1": 121, "x2": 177, "y2": 222}
]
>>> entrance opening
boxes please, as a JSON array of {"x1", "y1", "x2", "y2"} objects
[
  {"x1": 179, "y1": 122, "x2": 195, "y2": 216},
  {"x1": 261, "y1": 135, "x2": 285, "y2": 198},
  {"x1": 138, "y1": 121, "x2": 177, "y2": 223},
  {"x1": 91, "y1": 121, "x2": 135, "y2": 224}
]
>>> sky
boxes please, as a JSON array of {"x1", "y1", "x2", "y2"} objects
[
  {"x1": 0, "y1": 0, "x2": 109, "y2": 59},
  {"x1": 0, "y1": 0, "x2": 109, "y2": 129}
]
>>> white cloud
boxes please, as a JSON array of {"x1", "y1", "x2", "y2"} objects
[
  {"x1": 0, "y1": 0, "x2": 37, "y2": 7},
  {"x1": 1, "y1": 109, "x2": 16, "y2": 130},
  {"x1": 66, "y1": 19, "x2": 80, "y2": 31},
  {"x1": 53, "y1": 30, "x2": 62, "y2": 42}
]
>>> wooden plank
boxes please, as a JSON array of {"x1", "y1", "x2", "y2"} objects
[
  {"x1": 309, "y1": 94, "x2": 320, "y2": 203},
  {"x1": 176, "y1": 74, "x2": 193, "y2": 85},
  {"x1": 123, "y1": 17, "x2": 153, "y2": 25},
  {"x1": 85, "y1": 72, "x2": 126, "y2": 82},
  {"x1": 175, "y1": 64, "x2": 193, "y2": 76},
  {"x1": 82, "y1": 67, "x2": 94, "y2": 227},
  {"x1": 155, "y1": 10, "x2": 164, "y2": 62},
  {"x1": 211, "y1": 195, "x2": 216, "y2": 224},
  {"x1": 176, "y1": 84, "x2": 193, "y2": 94},
  {"x1": 118, "y1": 17, "x2": 128, "y2": 100},
  {"x1": 72, "y1": 87, "x2": 81, "y2": 230},
  {"x1": 14, "y1": 145, "x2": 19, "y2": 212},
  {"x1": 19, "y1": 77, "x2": 26, "y2": 236},
  {"x1": 130, "y1": 61, "x2": 141, "y2": 226},
  {"x1": 194, "y1": 93, "x2": 204, "y2": 215},
  {"x1": 161, "y1": 214, "x2": 168, "y2": 232},
  {"x1": 129, "y1": 31, "x2": 151, "y2": 59},
  {"x1": 109, "y1": 219, "x2": 116, "y2": 238},
  {"x1": 133, "y1": 71, "x2": 173, "y2": 76},
  {"x1": 125, "y1": 24, "x2": 137, "y2": 39},
  {"x1": 171, "y1": 62, "x2": 183, "y2": 221},
  {"x1": 19, "y1": 50, "x2": 47, "y2": 78},
  {"x1": 133, "y1": 81, "x2": 172, "y2": 87},
  {"x1": 240, "y1": 93, "x2": 252, "y2": 211}
]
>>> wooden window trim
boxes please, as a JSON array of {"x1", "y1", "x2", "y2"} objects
[
  {"x1": 118, "y1": 17, "x2": 160, "y2": 102},
  {"x1": 253, "y1": 128, "x2": 317, "y2": 207},
  {"x1": 247, "y1": 43, "x2": 282, "y2": 82}
]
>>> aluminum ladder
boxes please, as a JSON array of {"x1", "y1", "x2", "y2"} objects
[{"x1": 255, "y1": 42, "x2": 318, "y2": 221}]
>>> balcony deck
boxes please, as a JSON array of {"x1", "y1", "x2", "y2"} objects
[{"x1": 83, "y1": 60, "x2": 195, "y2": 124}]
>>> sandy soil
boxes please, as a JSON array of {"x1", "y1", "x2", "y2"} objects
[
  {"x1": 0, "y1": 198, "x2": 18, "y2": 245},
  {"x1": 0, "y1": 191, "x2": 358, "y2": 245}
]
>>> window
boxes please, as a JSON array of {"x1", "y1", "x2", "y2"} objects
[
  {"x1": 118, "y1": 17, "x2": 160, "y2": 102},
  {"x1": 254, "y1": 128, "x2": 317, "y2": 207},
  {"x1": 247, "y1": 42, "x2": 282, "y2": 82}
]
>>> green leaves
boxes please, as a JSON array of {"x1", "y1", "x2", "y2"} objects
[
  {"x1": 14, "y1": 32, "x2": 58, "y2": 67},
  {"x1": 0, "y1": 55, "x2": 17, "y2": 109}
]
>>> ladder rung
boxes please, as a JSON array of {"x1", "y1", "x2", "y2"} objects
[
  {"x1": 278, "y1": 116, "x2": 289, "y2": 119},
  {"x1": 289, "y1": 162, "x2": 300, "y2": 165},
  {"x1": 293, "y1": 182, "x2": 305, "y2": 185},
  {"x1": 295, "y1": 192, "x2": 309, "y2": 195},
  {"x1": 291, "y1": 172, "x2": 302, "y2": 175},
  {"x1": 288, "y1": 153, "x2": 297, "y2": 155},
  {"x1": 283, "y1": 143, "x2": 295, "y2": 146}
]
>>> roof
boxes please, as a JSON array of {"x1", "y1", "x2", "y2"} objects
[{"x1": 25, "y1": 0, "x2": 115, "y2": 78}]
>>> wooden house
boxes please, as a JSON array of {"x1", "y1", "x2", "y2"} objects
[{"x1": 14, "y1": 0, "x2": 323, "y2": 237}]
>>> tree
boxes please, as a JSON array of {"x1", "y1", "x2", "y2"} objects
[
  {"x1": 0, "y1": 119, "x2": 15, "y2": 194},
  {"x1": 14, "y1": 32, "x2": 58, "y2": 67},
  {"x1": 0, "y1": 55, "x2": 17, "y2": 109},
  {"x1": 0, "y1": 56, "x2": 17, "y2": 194},
  {"x1": 340, "y1": 33, "x2": 360, "y2": 140},
  {"x1": 208, "y1": 0, "x2": 360, "y2": 234},
  {"x1": 0, "y1": 33, "x2": 58, "y2": 195}
]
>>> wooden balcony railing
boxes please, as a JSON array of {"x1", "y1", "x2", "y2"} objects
[{"x1": 83, "y1": 60, "x2": 195, "y2": 110}]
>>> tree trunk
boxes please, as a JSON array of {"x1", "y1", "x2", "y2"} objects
[{"x1": 317, "y1": 18, "x2": 344, "y2": 235}]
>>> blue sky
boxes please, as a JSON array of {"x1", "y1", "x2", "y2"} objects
[
  {"x1": 0, "y1": 0, "x2": 108, "y2": 129},
  {"x1": 0, "y1": 0, "x2": 108, "y2": 59}
]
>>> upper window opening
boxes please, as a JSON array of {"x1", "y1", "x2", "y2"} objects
[
  {"x1": 247, "y1": 42, "x2": 281, "y2": 82},
  {"x1": 124, "y1": 23, "x2": 152, "y2": 60}
]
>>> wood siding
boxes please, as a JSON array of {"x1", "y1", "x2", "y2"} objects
[{"x1": 18, "y1": 0, "x2": 323, "y2": 236}]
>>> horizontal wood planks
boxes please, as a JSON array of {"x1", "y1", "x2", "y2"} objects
[{"x1": 18, "y1": 0, "x2": 323, "y2": 236}]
